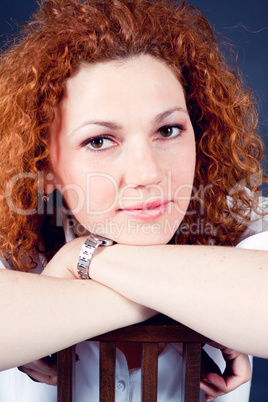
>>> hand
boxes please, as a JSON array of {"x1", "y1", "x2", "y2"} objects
[
  {"x1": 42, "y1": 237, "x2": 87, "y2": 279},
  {"x1": 200, "y1": 344, "x2": 251, "y2": 401},
  {"x1": 18, "y1": 354, "x2": 57, "y2": 385}
]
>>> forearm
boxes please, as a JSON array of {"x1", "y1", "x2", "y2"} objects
[
  {"x1": 90, "y1": 244, "x2": 268, "y2": 357},
  {"x1": 0, "y1": 269, "x2": 154, "y2": 371}
]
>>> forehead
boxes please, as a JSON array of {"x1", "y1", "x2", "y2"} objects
[{"x1": 65, "y1": 54, "x2": 183, "y2": 100}]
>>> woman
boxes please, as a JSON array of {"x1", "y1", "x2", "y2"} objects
[{"x1": 0, "y1": 0, "x2": 267, "y2": 401}]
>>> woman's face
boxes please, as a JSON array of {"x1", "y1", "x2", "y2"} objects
[{"x1": 50, "y1": 55, "x2": 196, "y2": 245}]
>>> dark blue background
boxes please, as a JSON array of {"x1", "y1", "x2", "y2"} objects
[{"x1": 0, "y1": 1, "x2": 267, "y2": 400}]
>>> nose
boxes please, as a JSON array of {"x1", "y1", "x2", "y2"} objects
[{"x1": 123, "y1": 143, "x2": 164, "y2": 188}]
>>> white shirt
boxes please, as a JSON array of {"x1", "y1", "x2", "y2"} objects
[{"x1": 1, "y1": 200, "x2": 268, "y2": 401}]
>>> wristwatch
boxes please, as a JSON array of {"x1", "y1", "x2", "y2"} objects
[{"x1": 77, "y1": 234, "x2": 113, "y2": 279}]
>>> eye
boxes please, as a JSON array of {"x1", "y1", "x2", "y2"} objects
[
  {"x1": 158, "y1": 125, "x2": 183, "y2": 139},
  {"x1": 81, "y1": 136, "x2": 116, "y2": 151}
]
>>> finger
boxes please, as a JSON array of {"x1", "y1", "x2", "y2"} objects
[
  {"x1": 221, "y1": 347, "x2": 241, "y2": 360},
  {"x1": 18, "y1": 364, "x2": 57, "y2": 377},
  {"x1": 201, "y1": 372, "x2": 229, "y2": 394},
  {"x1": 200, "y1": 378, "x2": 225, "y2": 399},
  {"x1": 18, "y1": 356, "x2": 57, "y2": 376},
  {"x1": 18, "y1": 367, "x2": 57, "y2": 385}
]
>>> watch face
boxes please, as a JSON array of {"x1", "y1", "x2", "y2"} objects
[
  {"x1": 89, "y1": 234, "x2": 114, "y2": 246},
  {"x1": 77, "y1": 235, "x2": 113, "y2": 279}
]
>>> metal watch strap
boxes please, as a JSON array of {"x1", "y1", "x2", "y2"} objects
[{"x1": 77, "y1": 234, "x2": 113, "y2": 279}]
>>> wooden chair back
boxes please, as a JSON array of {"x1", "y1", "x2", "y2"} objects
[{"x1": 57, "y1": 314, "x2": 210, "y2": 402}]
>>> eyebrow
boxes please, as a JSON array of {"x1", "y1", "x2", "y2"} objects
[
  {"x1": 69, "y1": 121, "x2": 122, "y2": 137},
  {"x1": 153, "y1": 107, "x2": 189, "y2": 124},
  {"x1": 70, "y1": 107, "x2": 189, "y2": 136}
]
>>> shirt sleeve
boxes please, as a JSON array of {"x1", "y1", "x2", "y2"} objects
[
  {"x1": 0, "y1": 256, "x2": 11, "y2": 270},
  {"x1": 236, "y1": 231, "x2": 268, "y2": 251}
]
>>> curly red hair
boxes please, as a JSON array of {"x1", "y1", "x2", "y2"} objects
[{"x1": 0, "y1": 0, "x2": 266, "y2": 270}]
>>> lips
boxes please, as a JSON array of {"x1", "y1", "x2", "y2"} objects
[{"x1": 118, "y1": 200, "x2": 170, "y2": 221}]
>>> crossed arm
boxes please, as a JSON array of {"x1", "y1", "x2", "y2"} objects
[
  {"x1": 1, "y1": 238, "x2": 267, "y2": 397},
  {"x1": 42, "y1": 237, "x2": 268, "y2": 357}
]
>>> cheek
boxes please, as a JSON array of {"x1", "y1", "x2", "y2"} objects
[
  {"x1": 173, "y1": 183, "x2": 193, "y2": 216},
  {"x1": 169, "y1": 154, "x2": 195, "y2": 212},
  {"x1": 79, "y1": 175, "x2": 119, "y2": 215}
]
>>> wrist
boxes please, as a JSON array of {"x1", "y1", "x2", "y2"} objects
[
  {"x1": 89, "y1": 243, "x2": 124, "y2": 283},
  {"x1": 77, "y1": 234, "x2": 113, "y2": 280}
]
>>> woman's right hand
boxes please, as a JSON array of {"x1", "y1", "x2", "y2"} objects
[{"x1": 41, "y1": 237, "x2": 88, "y2": 279}]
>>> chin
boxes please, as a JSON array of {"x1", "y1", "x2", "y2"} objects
[{"x1": 110, "y1": 232, "x2": 175, "y2": 246}]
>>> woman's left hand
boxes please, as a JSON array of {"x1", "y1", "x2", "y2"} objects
[{"x1": 200, "y1": 344, "x2": 251, "y2": 401}]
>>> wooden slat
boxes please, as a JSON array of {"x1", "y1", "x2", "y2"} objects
[
  {"x1": 99, "y1": 341, "x2": 116, "y2": 402},
  {"x1": 57, "y1": 346, "x2": 75, "y2": 402},
  {"x1": 182, "y1": 342, "x2": 202, "y2": 402},
  {"x1": 142, "y1": 342, "x2": 159, "y2": 401}
]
